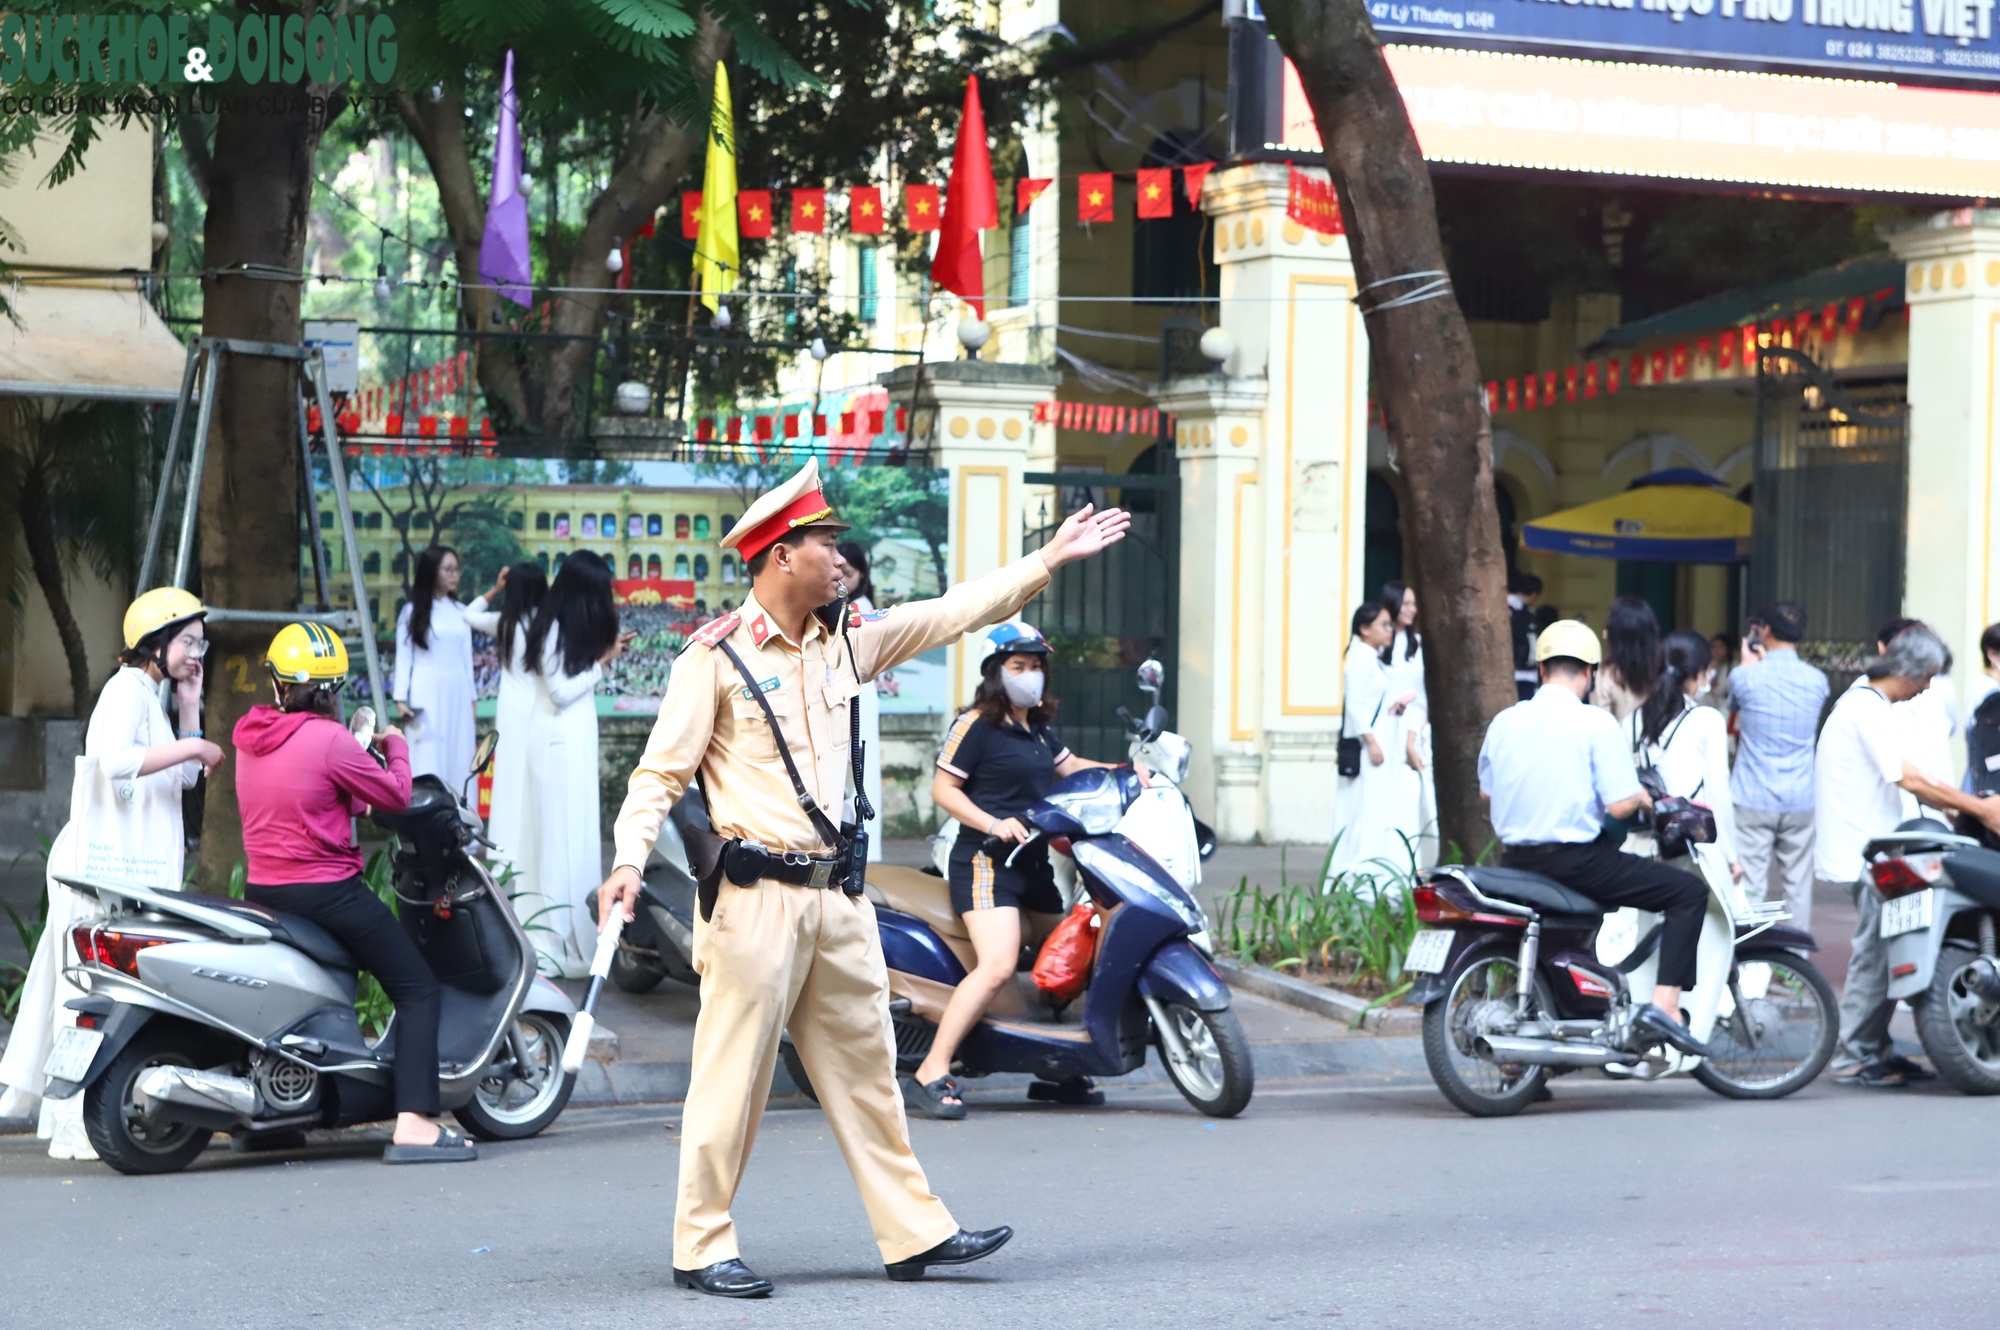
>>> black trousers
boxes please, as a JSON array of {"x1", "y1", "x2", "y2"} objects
[
  {"x1": 246, "y1": 877, "x2": 443, "y2": 1116},
  {"x1": 1501, "y1": 839, "x2": 1707, "y2": 990}
]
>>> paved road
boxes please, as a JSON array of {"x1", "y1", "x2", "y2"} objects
[{"x1": 6, "y1": 1066, "x2": 1998, "y2": 1327}]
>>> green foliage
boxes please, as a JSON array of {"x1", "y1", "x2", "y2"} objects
[
  {"x1": 1215, "y1": 841, "x2": 1422, "y2": 996},
  {"x1": 1, "y1": 837, "x2": 54, "y2": 1022},
  {"x1": 226, "y1": 862, "x2": 246, "y2": 901}
]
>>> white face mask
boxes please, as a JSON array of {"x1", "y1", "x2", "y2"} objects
[{"x1": 1000, "y1": 668, "x2": 1046, "y2": 709}]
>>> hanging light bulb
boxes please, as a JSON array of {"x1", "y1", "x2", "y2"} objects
[
  {"x1": 374, "y1": 263, "x2": 392, "y2": 302},
  {"x1": 518, "y1": 173, "x2": 534, "y2": 196},
  {"x1": 606, "y1": 244, "x2": 624, "y2": 274},
  {"x1": 809, "y1": 334, "x2": 828, "y2": 362},
  {"x1": 712, "y1": 302, "x2": 732, "y2": 331}
]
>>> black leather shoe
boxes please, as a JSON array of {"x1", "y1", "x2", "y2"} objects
[
  {"x1": 1633, "y1": 1003, "x2": 1711, "y2": 1058},
  {"x1": 673, "y1": 1259, "x2": 773, "y2": 1298},
  {"x1": 884, "y1": 1226, "x2": 1014, "y2": 1282}
]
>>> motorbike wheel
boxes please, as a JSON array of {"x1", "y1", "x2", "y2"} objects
[
  {"x1": 1691, "y1": 949, "x2": 1838, "y2": 1099},
  {"x1": 82, "y1": 1026, "x2": 216, "y2": 1175},
  {"x1": 608, "y1": 944, "x2": 670, "y2": 995},
  {"x1": 1913, "y1": 943, "x2": 2000, "y2": 1095},
  {"x1": 1422, "y1": 947, "x2": 1553, "y2": 1118},
  {"x1": 454, "y1": 1012, "x2": 576, "y2": 1140},
  {"x1": 1156, "y1": 1003, "x2": 1255, "y2": 1118},
  {"x1": 778, "y1": 1035, "x2": 821, "y2": 1106}
]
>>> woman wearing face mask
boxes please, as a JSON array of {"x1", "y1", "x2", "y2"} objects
[{"x1": 908, "y1": 622, "x2": 1128, "y2": 1119}]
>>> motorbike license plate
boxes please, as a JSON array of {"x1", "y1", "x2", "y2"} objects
[
  {"x1": 1405, "y1": 928, "x2": 1455, "y2": 975},
  {"x1": 43, "y1": 1026, "x2": 104, "y2": 1083},
  {"x1": 1880, "y1": 890, "x2": 1934, "y2": 938}
]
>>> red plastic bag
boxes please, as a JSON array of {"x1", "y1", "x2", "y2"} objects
[{"x1": 1032, "y1": 903, "x2": 1100, "y2": 1002}]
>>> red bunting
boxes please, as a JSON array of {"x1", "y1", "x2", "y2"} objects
[
  {"x1": 1016, "y1": 177, "x2": 1052, "y2": 215},
  {"x1": 849, "y1": 186, "x2": 884, "y2": 235},
  {"x1": 738, "y1": 190, "x2": 773, "y2": 239},
  {"x1": 1182, "y1": 162, "x2": 1214, "y2": 207},
  {"x1": 1285, "y1": 167, "x2": 1343, "y2": 236},
  {"x1": 681, "y1": 192, "x2": 701, "y2": 240},
  {"x1": 791, "y1": 188, "x2": 825, "y2": 234},
  {"x1": 1136, "y1": 168, "x2": 1173, "y2": 219},
  {"x1": 1077, "y1": 173, "x2": 1114, "y2": 223},
  {"x1": 905, "y1": 184, "x2": 941, "y2": 232}
]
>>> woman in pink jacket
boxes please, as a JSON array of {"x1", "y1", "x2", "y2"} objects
[{"x1": 233, "y1": 623, "x2": 474, "y2": 1164}]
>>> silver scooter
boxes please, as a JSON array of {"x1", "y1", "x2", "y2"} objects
[
  {"x1": 1866, "y1": 819, "x2": 2000, "y2": 1094},
  {"x1": 40, "y1": 731, "x2": 579, "y2": 1174}
]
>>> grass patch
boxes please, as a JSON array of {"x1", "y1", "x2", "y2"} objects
[{"x1": 1215, "y1": 838, "x2": 1423, "y2": 999}]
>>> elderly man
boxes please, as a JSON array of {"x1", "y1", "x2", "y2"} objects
[{"x1": 1818, "y1": 624, "x2": 2000, "y2": 1087}]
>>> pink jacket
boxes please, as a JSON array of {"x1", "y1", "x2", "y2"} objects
[{"x1": 234, "y1": 707, "x2": 412, "y2": 886}]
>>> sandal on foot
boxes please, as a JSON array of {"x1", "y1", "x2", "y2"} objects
[
  {"x1": 901, "y1": 1075, "x2": 967, "y2": 1120},
  {"x1": 1835, "y1": 1059, "x2": 1911, "y2": 1088},
  {"x1": 1026, "y1": 1077, "x2": 1104, "y2": 1106},
  {"x1": 383, "y1": 1125, "x2": 480, "y2": 1163}
]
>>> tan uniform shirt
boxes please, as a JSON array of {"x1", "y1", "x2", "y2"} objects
[{"x1": 611, "y1": 553, "x2": 1052, "y2": 872}]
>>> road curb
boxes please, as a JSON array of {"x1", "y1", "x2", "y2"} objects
[{"x1": 1213, "y1": 957, "x2": 1423, "y2": 1034}]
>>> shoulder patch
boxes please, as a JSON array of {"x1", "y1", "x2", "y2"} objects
[
  {"x1": 849, "y1": 606, "x2": 890, "y2": 626},
  {"x1": 686, "y1": 613, "x2": 741, "y2": 650}
]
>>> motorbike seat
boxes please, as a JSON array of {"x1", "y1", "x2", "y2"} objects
[
  {"x1": 215, "y1": 902, "x2": 358, "y2": 972},
  {"x1": 1944, "y1": 847, "x2": 2000, "y2": 910},
  {"x1": 1460, "y1": 866, "x2": 1608, "y2": 918},
  {"x1": 865, "y1": 865, "x2": 977, "y2": 970}
]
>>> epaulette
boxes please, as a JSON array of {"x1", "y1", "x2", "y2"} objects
[{"x1": 685, "y1": 613, "x2": 741, "y2": 650}]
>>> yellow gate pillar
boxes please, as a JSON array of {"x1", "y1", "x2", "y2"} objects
[
  {"x1": 1889, "y1": 210, "x2": 2000, "y2": 722},
  {"x1": 1162, "y1": 164, "x2": 1370, "y2": 844}
]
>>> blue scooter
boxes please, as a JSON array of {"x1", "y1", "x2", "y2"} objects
[{"x1": 783, "y1": 661, "x2": 1252, "y2": 1117}]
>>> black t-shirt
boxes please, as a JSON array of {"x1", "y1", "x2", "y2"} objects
[{"x1": 936, "y1": 710, "x2": 1071, "y2": 834}]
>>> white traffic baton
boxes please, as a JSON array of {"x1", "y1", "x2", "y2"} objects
[{"x1": 560, "y1": 912, "x2": 625, "y2": 1076}]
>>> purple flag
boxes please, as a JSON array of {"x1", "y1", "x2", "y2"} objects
[{"x1": 478, "y1": 51, "x2": 531, "y2": 307}]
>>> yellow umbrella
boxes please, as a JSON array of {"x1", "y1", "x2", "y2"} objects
[{"x1": 1522, "y1": 471, "x2": 1750, "y2": 564}]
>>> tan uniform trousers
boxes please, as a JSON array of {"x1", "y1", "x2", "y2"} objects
[{"x1": 673, "y1": 875, "x2": 958, "y2": 1269}]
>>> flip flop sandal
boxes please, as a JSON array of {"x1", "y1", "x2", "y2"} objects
[
  {"x1": 1837, "y1": 1060, "x2": 1910, "y2": 1088},
  {"x1": 383, "y1": 1126, "x2": 480, "y2": 1163},
  {"x1": 901, "y1": 1075, "x2": 967, "y2": 1120},
  {"x1": 1882, "y1": 1054, "x2": 1936, "y2": 1082}
]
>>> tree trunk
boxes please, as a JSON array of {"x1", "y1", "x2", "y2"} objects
[
  {"x1": 399, "y1": 17, "x2": 731, "y2": 443},
  {"x1": 16, "y1": 462, "x2": 93, "y2": 723},
  {"x1": 1261, "y1": 1, "x2": 1516, "y2": 857},
  {"x1": 194, "y1": 77, "x2": 327, "y2": 891}
]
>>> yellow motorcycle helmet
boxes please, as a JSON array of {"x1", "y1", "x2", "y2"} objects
[
  {"x1": 122, "y1": 586, "x2": 207, "y2": 650},
  {"x1": 265, "y1": 621, "x2": 350, "y2": 686}
]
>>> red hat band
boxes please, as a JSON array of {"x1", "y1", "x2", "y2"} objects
[{"x1": 735, "y1": 488, "x2": 835, "y2": 562}]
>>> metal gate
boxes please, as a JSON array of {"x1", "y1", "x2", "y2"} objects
[
  {"x1": 1749, "y1": 347, "x2": 1908, "y2": 674},
  {"x1": 1021, "y1": 466, "x2": 1179, "y2": 762}
]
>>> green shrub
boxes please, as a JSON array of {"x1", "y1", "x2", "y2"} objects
[{"x1": 1215, "y1": 837, "x2": 1422, "y2": 994}]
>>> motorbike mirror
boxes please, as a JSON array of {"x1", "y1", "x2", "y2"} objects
[
  {"x1": 471, "y1": 730, "x2": 499, "y2": 776},
  {"x1": 1136, "y1": 658, "x2": 1163, "y2": 696},
  {"x1": 1143, "y1": 703, "x2": 1169, "y2": 738},
  {"x1": 347, "y1": 704, "x2": 376, "y2": 749}
]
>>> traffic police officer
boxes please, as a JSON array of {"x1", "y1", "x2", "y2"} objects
[
  {"x1": 1477, "y1": 618, "x2": 1712, "y2": 1058},
  {"x1": 598, "y1": 459, "x2": 1130, "y2": 1297}
]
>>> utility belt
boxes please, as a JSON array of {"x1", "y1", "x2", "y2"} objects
[{"x1": 683, "y1": 625, "x2": 874, "y2": 922}]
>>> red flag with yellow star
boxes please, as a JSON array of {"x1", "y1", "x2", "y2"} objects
[
  {"x1": 905, "y1": 184, "x2": 940, "y2": 232},
  {"x1": 849, "y1": 186, "x2": 884, "y2": 234},
  {"x1": 791, "y1": 187, "x2": 825, "y2": 234},
  {"x1": 1078, "y1": 172, "x2": 1113, "y2": 223},
  {"x1": 1136, "y1": 168, "x2": 1172, "y2": 219},
  {"x1": 737, "y1": 189, "x2": 772, "y2": 239}
]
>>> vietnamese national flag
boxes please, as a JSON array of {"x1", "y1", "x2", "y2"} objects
[
  {"x1": 738, "y1": 190, "x2": 773, "y2": 238},
  {"x1": 905, "y1": 183, "x2": 941, "y2": 232},
  {"x1": 792, "y1": 188, "x2": 825, "y2": 233},
  {"x1": 931, "y1": 75, "x2": 998, "y2": 317},
  {"x1": 1078, "y1": 172, "x2": 1114, "y2": 223},
  {"x1": 1016, "y1": 177, "x2": 1052, "y2": 215},
  {"x1": 1136, "y1": 168, "x2": 1173, "y2": 219},
  {"x1": 849, "y1": 186, "x2": 884, "y2": 234},
  {"x1": 681, "y1": 192, "x2": 702, "y2": 239}
]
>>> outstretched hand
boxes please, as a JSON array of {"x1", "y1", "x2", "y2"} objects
[{"x1": 1037, "y1": 503, "x2": 1131, "y2": 572}]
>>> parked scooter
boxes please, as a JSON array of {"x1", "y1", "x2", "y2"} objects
[
  {"x1": 1865, "y1": 819, "x2": 2000, "y2": 1093},
  {"x1": 1408, "y1": 842, "x2": 1837, "y2": 1116},
  {"x1": 596, "y1": 795, "x2": 703, "y2": 994},
  {"x1": 783, "y1": 660, "x2": 1250, "y2": 1117},
  {"x1": 41, "y1": 730, "x2": 579, "y2": 1174}
]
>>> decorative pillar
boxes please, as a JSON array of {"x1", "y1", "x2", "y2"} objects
[
  {"x1": 877, "y1": 360, "x2": 1058, "y2": 712},
  {"x1": 1888, "y1": 210, "x2": 2000, "y2": 720},
  {"x1": 1160, "y1": 163, "x2": 1370, "y2": 844}
]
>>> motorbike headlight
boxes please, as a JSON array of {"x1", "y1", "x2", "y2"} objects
[
  {"x1": 1143, "y1": 732, "x2": 1192, "y2": 786},
  {"x1": 1046, "y1": 771, "x2": 1125, "y2": 834},
  {"x1": 1075, "y1": 841, "x2": 1204, "y2": 931}
]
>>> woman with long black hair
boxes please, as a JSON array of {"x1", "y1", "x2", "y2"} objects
[
  {"x1": 393, "y1": 545, "x2": 477, "y2": 785},
  {"x1": 464, "y1": 561, "x2": 548, "y2": 881},
  {"x1": 1628, "y1": 628, "x2": 1742, "y2": 882},
  {"x1": 516, "y1": 552, "x2": 630, "y2": 975},
  {"x1": 1380, "y1": 580, "x2": 1436, "y2": 867},
  {"x1": 1593, "y1": 594, "x2": 1663, "y2": 723},
  {"x1": 834, "y1": 539, "x2": 884, "y2": 863}
]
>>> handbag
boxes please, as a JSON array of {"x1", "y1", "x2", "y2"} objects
[
  {"x1": 1629, "y1": 708, "x2": 1718, "y2": 860},
  {"x1": 1031, "y1": 903, "x2": 1100, "y2": 1002},
  {"x1": 1338, "y1": 693, "x2": 1385, "y2": 779}
]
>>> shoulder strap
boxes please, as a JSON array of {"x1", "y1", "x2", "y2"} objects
[{"x1": 714, "y1": 637, "x2": 846, "y2": 846}]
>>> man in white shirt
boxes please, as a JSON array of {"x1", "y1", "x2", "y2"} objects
[
  {"x1": 1478, "y1": 619, "x2": 1711, "y2": 1057},
  {"x1": 1819, "y1": 625, "x2": 2000, "y2": 1086}
]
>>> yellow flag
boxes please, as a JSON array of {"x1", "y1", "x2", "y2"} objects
[{"x1": 695, "y1": 64, "x2": 738, "y2": 314}]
